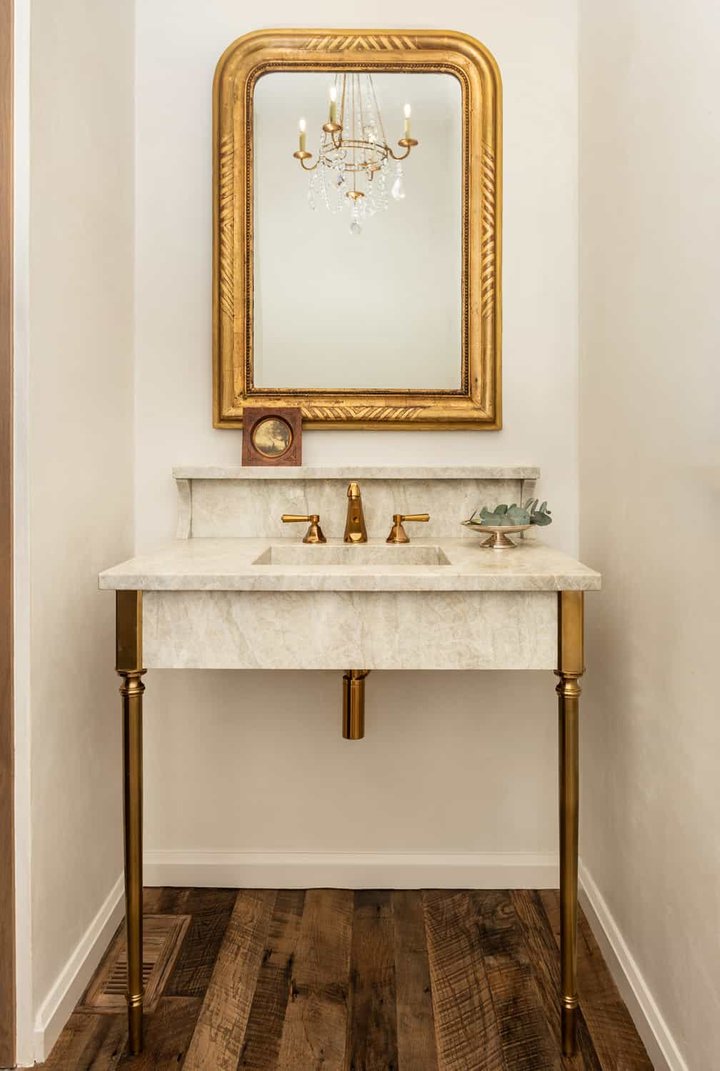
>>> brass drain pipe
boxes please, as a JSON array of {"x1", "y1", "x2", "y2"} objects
[{"x1": 342, "y1": 670, "x2": 370, "y2": 739}]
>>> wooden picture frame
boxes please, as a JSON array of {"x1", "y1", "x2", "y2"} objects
[{"x1": 242, "y1": 406, "x2": 303, "y2": 466}]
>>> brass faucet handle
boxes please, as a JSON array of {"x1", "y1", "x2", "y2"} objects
[
  {"x1": 386, "y1": 513, "x2": 430, "y2": 544},
  {"x1": 281, "y1": 513, "x2": 327, "y2": 544}
]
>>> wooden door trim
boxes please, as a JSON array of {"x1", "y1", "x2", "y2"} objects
[{"x1": 0, "y1": 0, "x2": 16, "y2": 1062}]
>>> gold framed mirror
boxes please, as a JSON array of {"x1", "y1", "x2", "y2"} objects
[{"x1": 213, "y1": 29, "x2": 501, "y2": 430}]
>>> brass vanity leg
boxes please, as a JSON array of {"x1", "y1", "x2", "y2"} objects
[
  {"x1": 116, "y1": 591, "x2": 145, "y2": 1055},
  {"x1": 555, "y1": 591, "x2": 584, "y2": 1056}
]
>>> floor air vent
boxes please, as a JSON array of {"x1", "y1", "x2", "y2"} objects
[{"x1": 80, "y1": 914, "x2": 190, "y2": 1014}]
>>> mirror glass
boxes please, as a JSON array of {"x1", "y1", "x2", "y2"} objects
[{"x1": 253, "y1": 72, "x2": 462, "y2": 391}]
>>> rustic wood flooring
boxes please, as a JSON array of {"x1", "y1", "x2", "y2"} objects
[{"x1": 38, "y1": 888, "x2": 653, "y2": 1071}]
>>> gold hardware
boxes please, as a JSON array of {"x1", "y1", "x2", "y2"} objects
[
  {"x1": 386, "y1": 512, "x2": 430, "y2": 544},
  {"x1": 213, "y1": 30, "x2": 502, "y2": 430},
  {"x1": 555, "y1": 591, "x2": 584, "y2": 1057},
  {"x1": 343, "y1": 670, "x2": 369, "y2": 739},
  {"x1": 344, "y1": 482, "x2": 368, "y2": 543},
  {"x1": 281, "y1": 513, "x2": 326, "y2": 544},
  {"x1": 116, "y1": 591, "x2": 145, "y2": 1055}
]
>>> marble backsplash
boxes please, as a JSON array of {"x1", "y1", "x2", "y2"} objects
[{"x1": 174, "y1": 466, "x2": 540, "y2": 541}]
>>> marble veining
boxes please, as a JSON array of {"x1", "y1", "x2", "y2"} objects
[
  {"x1": 172, "y1": 465, "x2": 541, "y2": 481},
  {"x1": 100, "y1": 464, "x2": 600, "y2": 673},
  {"x1": 99, "y1": 537, "x2": 600, "y2": 592},
  {"x1": 254, "y1": 543, "x2": 452, "y2": 567},
  {"x1": 183, "y1": 477, "x2": 535, "y2": 540},
  {"x1": 142, "y1": 589, "x2": 558, "y2": 670}
]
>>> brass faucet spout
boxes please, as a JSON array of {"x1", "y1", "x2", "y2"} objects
[{"x1": 344, "y1": 482, "x2": 368, "y2": 543}]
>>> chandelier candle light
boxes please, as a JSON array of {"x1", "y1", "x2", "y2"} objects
[{"x1": 293, "y1": 73, "x2": 419, "y2": 234}]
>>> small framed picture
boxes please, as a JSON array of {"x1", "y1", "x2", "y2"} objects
[{"x1": 242, "y1": 407, "x2": 302, "y2": 467}]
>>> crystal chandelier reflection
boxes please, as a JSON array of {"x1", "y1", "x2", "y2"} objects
[{"x1": 293, "y1": 73, "x2": 419, "y2": 234}]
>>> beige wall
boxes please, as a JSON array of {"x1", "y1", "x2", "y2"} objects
[
  {"x1": 579, "y1": 1, "x2": 720, "y2": 1066},
  {"x1": 134, "y1": 0, "x2": 579, "y2": 867},
  {"x1": 27, "y1": 0, "x2": 134, "y2": 1043}
]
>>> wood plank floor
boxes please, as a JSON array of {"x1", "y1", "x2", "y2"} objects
[{"x1": 38, "y1": 889, "x2": 653, "y2": 1071}]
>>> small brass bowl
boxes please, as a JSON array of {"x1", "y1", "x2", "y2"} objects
[{"x1": 461, "y1": 520, "x2": 532, "y2": 549}]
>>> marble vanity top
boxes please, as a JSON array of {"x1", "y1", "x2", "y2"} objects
[
  {"x1": 101, "y1": 466, "x2": 599, "y2": 595},
  {"x1": 99, "y1": 537, "x2": 600, "y2": 593},
  {"x1": 100, "y1": 469, "x2": 599, "y2": 671}
]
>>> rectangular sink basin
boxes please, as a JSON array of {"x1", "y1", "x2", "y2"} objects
[{"x1": 253, "y1": 543, "x2": 451, "y2": 567}]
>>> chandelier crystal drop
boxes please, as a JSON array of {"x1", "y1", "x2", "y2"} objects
[{"x1": 293, "y1": 73, "x2": 419, "y2": 234}]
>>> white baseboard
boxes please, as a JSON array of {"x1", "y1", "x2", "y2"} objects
[
  {"x1": 579, "y1": 863, "x2": 688, "y2": 1071},
  {"x1": 32, "y1": 874, "x2": 124, "y2": 1065},
  {"x1": 144, "y1": 850, "x2": 559, "y2": 890}
]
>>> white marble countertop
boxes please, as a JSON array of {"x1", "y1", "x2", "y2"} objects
[
  {"x1": 172, "y1": 465, "x2": 541, "y2": 481},
  {"x1": 99, "y1": 538, "x2": 601, "y2": 593}
]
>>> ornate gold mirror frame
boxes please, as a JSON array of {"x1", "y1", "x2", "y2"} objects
[{"x1": 213, "y1": 29, "x2": 502, "y2": 430}]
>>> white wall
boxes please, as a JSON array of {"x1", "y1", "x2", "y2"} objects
[
  {"x1": 25, "y1": 0, "x2": 135, "y2": 1054},
  {"x1": 579, "y1": 2, "x2": 720, "y2": 1067},
  {"x1": 135, "y1": 0, "x2": 578, "y2": 868}
]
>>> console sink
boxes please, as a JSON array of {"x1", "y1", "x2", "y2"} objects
[{"x1": 253, "y1": 542, "x2": 451, "y2": 567}]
